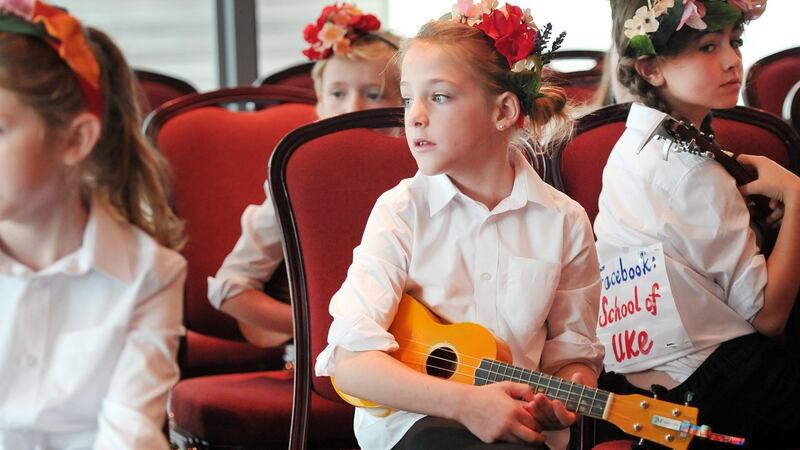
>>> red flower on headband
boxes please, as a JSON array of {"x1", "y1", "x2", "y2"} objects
[
  {"x1": 302, "y1": 2, "x2": 381, "y2": 61},
  {"x1": 475, "y1": 5, "x2": 536, "y2": 69}
]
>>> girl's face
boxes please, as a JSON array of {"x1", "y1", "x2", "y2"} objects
[
  {"x1": 401, "y1": 42, "x2": 502, "y2": 180},
  {"x1": 0, "y1": 87, "x2": 67, "y2": 223},
  {"x1": 315, "y1": 55, "x2": 401, "y2": 119},
  {"x1": 655, "y1": 24, "x2": 744, "y2": 123}
]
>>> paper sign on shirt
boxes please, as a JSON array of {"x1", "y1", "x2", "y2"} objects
[{"x1": 596, "y1": 243, "x2": 692, "y2": 373}]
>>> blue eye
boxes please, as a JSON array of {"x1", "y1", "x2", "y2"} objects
[
  {"x1": 330, "y1": 90, "x2": 345, "y2": 99},
  {"x1": 432, "y1": 93, "x2": 449, "y2": 103}
]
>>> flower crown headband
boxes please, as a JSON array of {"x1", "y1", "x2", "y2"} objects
[
  {"x1": 448, "y1": 0, "x2": 565, "y2": 125},
  {"x1": 302, "y1": 2, "x2": 397, "y2": 61},
  {"x1": 0, "y1": 0, "x2": 102, "y2": 119},
  {"x1": 620, "y1": 0, "x2": 767, "y2": 59}
]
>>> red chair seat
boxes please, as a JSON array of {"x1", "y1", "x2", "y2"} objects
[
  {"x1": 181, "y1": 330, "x2": 284, "y2": 378},
  {"x1": 171, "y1": 370, "x2": 355, "y2": 447},
  {"x1": 591, "y1": 440, "x2": 634, "y2": 450}
]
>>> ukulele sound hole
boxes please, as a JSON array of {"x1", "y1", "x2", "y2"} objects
[{"x1": 425, "y1": 346, "x2": 457, "y2": 379}]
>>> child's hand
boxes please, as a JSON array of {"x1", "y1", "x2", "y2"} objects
[
  {"x1": 456, "y1": 381, "x2": 547, "y2": 445},
  {"x1": 524, "y1": 372, "x2": 583, "y2": 431},
  {"x1": 737, "y1": 154, "x2": 800, "y2": 208}
]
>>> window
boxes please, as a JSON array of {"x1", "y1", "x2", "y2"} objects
[{"x1": 62, "y1": 0, "x2": 216, "y2": 91}]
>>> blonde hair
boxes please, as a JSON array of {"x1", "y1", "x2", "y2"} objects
[
  {"x1": 399, "y1": 20, "x2": 573, "y2": 155},
  {"x1": 0, "y1": 29, "x2": 185, "y2": 250},
  {"x1": 311, "y1": 30, "x2": 402, "y2": 97}
]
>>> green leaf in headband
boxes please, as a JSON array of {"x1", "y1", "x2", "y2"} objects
[
  {"x1": 704, "y1": 0, "x2": 743, "y2": 31},
  {"x1": 626, "y1": 34, "x2": 656, "y2": 58},
  {"x1": 0, "y1": 14, "x2": 46, "y2": 38},
  {"x1": 507, "y1": 70, "x2": 541, "y2": 115},
  {"x1": 648, "y1": 1, "x2": 683, "y2": 49}
]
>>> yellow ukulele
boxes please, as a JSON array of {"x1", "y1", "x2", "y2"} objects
[{"x1": 332, "y1": 294, "x2": 743, "y2": 450}]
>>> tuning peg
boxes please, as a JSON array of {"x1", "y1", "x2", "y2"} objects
[
  {"x1": 650, "y1": 384, "x2": 668, "y2": 399},
  {"x1": 632, "y1": 440, "x2": 648, "y2": 450},
  {"x1": 684, "y1": 391, "x2": 695, "y2": 406}
]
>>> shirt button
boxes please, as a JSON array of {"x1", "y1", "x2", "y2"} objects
[
  {"x1": 481, "y1": 272, "x2": 492, "y2": 281},
  {"x1": 19, "y1": 354, "x2": 38, "y2": 367}
]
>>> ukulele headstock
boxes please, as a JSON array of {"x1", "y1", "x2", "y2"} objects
[
  {"x1": 605, "y1": 393, "x2": 699, "y2": 450},
  {"x1": 638, "y1": 113, "x2": 727, "y2": 161}
]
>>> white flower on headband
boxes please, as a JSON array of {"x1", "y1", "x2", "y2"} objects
[
  {"x1": 653, "y1": 0, "x2": 675, "y2": 16},
  {"x1": 451, "y1": 0, "x2": 497, "y2": 26},
  {"x1": 0, "y1": 0, "x2": 34, "y2": 18},
  {"x1": 624, "y1": 5, "x2": 660, "y2": 39}
]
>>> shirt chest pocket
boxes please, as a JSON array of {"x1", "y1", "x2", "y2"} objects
[
  {"x1": 502, "y1": 257, "x2": 562, "y2": 337},
  {"x1": 48, "y1": 325, "x2": 126, "y2": 401}
]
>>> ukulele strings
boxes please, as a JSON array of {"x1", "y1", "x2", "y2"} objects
[{"x1": 394, "y1": 336, "x2": 611, "y2": 408}]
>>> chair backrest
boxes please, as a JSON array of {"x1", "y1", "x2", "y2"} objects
[
  {"x1": 545, "y1": 50, "x2": 606, "y2": 105},
  {"x1": 552, "y1": 102, "x2": 631, "y2": 223},
  {"x1": 269, "y1": 107, "x2": 416, "y2": 449},
  {"x1": 783, "y1": 80, "x2": 800, "y2": 134},
  {"x1": 553, "y1": 103, "x2": 800, "y2": 225},
  {"x1": 145, "y1": 86, "x2": 317, "y2": 341},
  {"x1": 744, "y1": 47, "x2": 800, "y2": 116},
  {"x1": 134, "y1": 69, "x2": 198, "y2": 114},
  {"x1": 256, "y1": 61, "x2": 316, "y2": 94},
  {"x1": 713, "y1": 105, "x2": 800, "y2": 174}
]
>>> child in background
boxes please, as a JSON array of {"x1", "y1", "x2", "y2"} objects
[
  {"x1": 207, "y1": 2, "x2": 402, "y2": 348},
  {"x1": 0, "y1": 1, "x2": 186, "y2": 449},
  {"x1": 595, "y1": 1, "x2": 800, "y2": 448},
  {"x1": 316, "y1": 2, "x2": 604, "y2": 449}
]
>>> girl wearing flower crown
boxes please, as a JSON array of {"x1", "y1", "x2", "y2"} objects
[
  {"x1": 208, "y1": 3, "x2": 403, "y2": 348},
  {"x1": 315, "y1": 2, "x2": 604, "y2": 449},
  {"x1": 595, "y1": 0, "x2": 800, "y2": 448},
  {"x1": 0, "y1": 1, "x2": 186, "y2": 449}
]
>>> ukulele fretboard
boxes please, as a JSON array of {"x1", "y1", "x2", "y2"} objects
[{"x1": 475, "y1": 359, "x2": 610, "y2": 419}]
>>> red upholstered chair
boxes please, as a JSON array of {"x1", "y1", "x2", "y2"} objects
[
  {"x1": 552, "y1": 102, "x2": 630, "y2": 224},
  {"x1": 144, "y1": 86, "x2": 319, "y2": 449},
  {"x1": 744, "y1": 47, "x2": 800, "y2": 117},
  {"x1": 268, "y1": 107, "x2": 417, "y2": 449},
  {"x1": 256, "y1": 61, "x2": 316, "y2": 94},
  {"x1": 783, "y1": 80, "x2": 800, "y2": 134},
  {"x1": 134, "y1": 69, "x2": 198, "y2": 115},
  {"x1": 546, "y1": 50, "x2": 606, "y2": 105},
  {"x1": 145, "y1": 85, "x2": 317, "y2": 381},
  {"x1": 590, "y1": 441, "x2": 634, "y2": 450},
  {"x1": 553, "y1": 103, "x2": 800, "y2": 224}
]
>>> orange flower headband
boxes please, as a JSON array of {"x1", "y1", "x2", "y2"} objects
[
  {"x1": 0, "y1": 0, "x2": 102, "y2": 119},
  {"x1": 302, "y1": 2, "x2": 394, "y2": 61}
]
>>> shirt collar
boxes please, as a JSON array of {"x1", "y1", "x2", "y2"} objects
[
  {"x1": 82, "y1": 198, "x2": 137, "y2": 283},
  {"x1": 626, "y1": 102, "x2": 669, "y2": 136},
  {"x1": 426, "y1": 150, "x2": 557, "y2": 216},
  {"x1": 0, "y1": 197, "x2": 137, "y2": 283}
]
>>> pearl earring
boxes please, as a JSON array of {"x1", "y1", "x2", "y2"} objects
[{"x1": 497, "y1": 124, "x2": 504, "y2": 130}]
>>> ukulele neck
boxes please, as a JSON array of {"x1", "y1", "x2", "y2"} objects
[{"x1": 475, "y1": 359, "x2": 610, "y2": 420}]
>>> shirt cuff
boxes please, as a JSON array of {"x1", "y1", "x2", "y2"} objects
[
  {"x1": 728, "y1": 253, "x2": 767, "y2": 322},
  {"x1": 315, "y1": 314, "x2": 399, "y2": 376},
  {"x1": 540, "y1": 331, "x2": 605, "y2": 376},
  {"x1": 207, "y1": 274, "x2": 262, "y2": 310}
]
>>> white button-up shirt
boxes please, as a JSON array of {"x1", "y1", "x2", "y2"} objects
[
  {"x1": 0, "y1": 199, "x2": 186, "y2": 450},
  {"x1": 594, "y1": 103, "x2": 766, "y2": 382},
  {"x1": 207, "y1": 179, "x2": 283, "y2": 309},
  {"x1": 316, "y1": 151, "x2": 604, "y2": 450}
]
